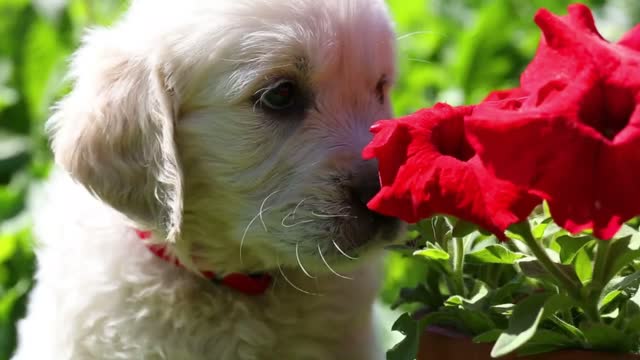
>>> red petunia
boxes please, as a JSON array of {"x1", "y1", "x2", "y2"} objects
[
  {"x1": 466, "y1": 4, "x2": 640, "y2": 240},
  {"x1": 620, "y1": 24, "x2": 640, "y2": 51},
  {"x1": 363, "y1": 103, "x2": 540, "y2": 239}
]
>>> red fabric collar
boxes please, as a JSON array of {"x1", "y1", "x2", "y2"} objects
[{"x1": 135, "y1": 230, "x2": 272, "y2": 296}]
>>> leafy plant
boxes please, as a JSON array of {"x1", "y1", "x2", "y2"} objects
[
  {"x1": 387, "y1": 213, "x2": 640, "y2": 359},
  {"x1": 378, "y1": 3, "x2": 640, "y2": 359}
]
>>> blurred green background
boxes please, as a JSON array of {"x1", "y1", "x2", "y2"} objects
[{"x1": 0, "y1": 0, "x2": 637, "y2": 358}]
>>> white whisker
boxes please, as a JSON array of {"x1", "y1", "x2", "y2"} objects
[
  {"x1": 311, "y1": 211, "x2": 357, "y2": 219},
  {"x1": 332, "y1": 239, "x2": 358, "y2": 260},
  {"x1": 240, "y1": 205, "x2": 273, "y2": 265},
  {"x1": 278, "y1": 261, "x2": 322, "y2": 296},
  {"x1": 292, "y1": 197, "x2": 310, "y2": 216},
  {"x1": 317, "y1": 243, "x2": 353, "y2": 280},
  {"x1": 281, "y1": 214, "x2": 314, "y2": 228},
  {"x1": 406, "y1": 58, "x2": 432, "y2": 64},
  {"x1": 259, "y1": 190, "x2": 281, "y2": 231},
  {"x1": 397, "y1": 31, "x2": 436, "y2": 40},
  {"x1": 281, "y1": 197, "x2": 314, "y2": 228},
  {"x1": 296, "y1": 242, "x2": 316, "y2": 278}
]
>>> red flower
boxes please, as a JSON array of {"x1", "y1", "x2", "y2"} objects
[
  {"x1": 620, "y1": 24, "x2": 640, "y2": 51},
  {"x1": 466, "y1": 4, "x2": 640, "y2": 239},
  {"x1": 363, "y1": 103, "x2": 540, "y2": 238}
]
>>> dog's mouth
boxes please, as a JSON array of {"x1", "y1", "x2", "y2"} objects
[
  {"x1": 264, "y1": 175, "x2": 403, "y2": 270},
  {"x1": 326, "y1": 186, "x2": 403, "y2": 256}
]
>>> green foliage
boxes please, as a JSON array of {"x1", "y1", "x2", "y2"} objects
[
  {"x1": 386, "y1": 0, "x2": 637, "y2": 116},
  {"x1": 382, "y1": 1, "x2": 639, "y2": 358},
  {"x1": 388, "y1": 212, "x2": 640, "y2": 359},
  {"x1": 387, "y1": 313, "x2": 422, "y2": 360},
  {"x1": 0, "y1": 1, "x2": 125, "y2": 358}
]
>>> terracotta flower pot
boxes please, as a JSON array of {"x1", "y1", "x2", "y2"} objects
[{"x1": 418, "y1": 327, "x2": 640, "y2": 360}]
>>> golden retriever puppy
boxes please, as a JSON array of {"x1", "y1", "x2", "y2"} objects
[{"x1": 14, "y1": 0, "x2": 401, "y2": 359}]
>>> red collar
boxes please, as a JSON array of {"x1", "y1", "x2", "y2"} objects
[{"x1": 135, "y1": 230, "x2": 272, "y2": 296}]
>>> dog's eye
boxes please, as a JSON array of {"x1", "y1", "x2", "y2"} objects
[
  {"x1": 260, "y1": 80, "x2": 297, "y2": 111},
  {"x1": 375, "y1": 75, "x2": 388, "y2": 105}
]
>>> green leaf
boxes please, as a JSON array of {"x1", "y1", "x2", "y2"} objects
[
  {"x1": 553, "y1": 235, "x2": 593, "y2": 264},
  {"x1": 385, "y1": 245, "x2": 417, "y2": 257},
  {"x1": 491, "y1": 294, "x2": 548, "y2": 357},
  {"x1": 394, "y1": 285, "x2": 433, "y2": 310},
  {"x1": 452, "y1": 219, "x2": 477, "y2": 238},
  {"x1": 602, "y1": 307, "x2": 620, "y2": 319},
  {"x1": 517, "y1": 258, "x2": 580, "y2": 285},
  {"x1": 418, "y1": 216, "x2": 452, "y2": 247},
  {"x1": 445, "y1": 295, "x2": 463, "y2": 307},
  {"x1": 625, "y1": 315, "x2": 640, "y2": 333},
  {"x1": 599, "y1": 290, "x2": 622, "y2": 310},
  {"x1": 491, "y1": 293, "x2": 574, "y2": 357},
  {"x1": 406, "y1": 229, "x2": 420, "y2": 241},
  {"x1": 0, "y1": 279, "x2": 30, "y2": 323},
  {"x1": 445, "y1": 284, "x2": 489, "y2": 310},
  {"x1": 0, "y1": 232, "x2": 18, "y2": 263},
  {"x1": 0, "y1": 185, "x2": 25, "y2": 220},
  {"x1": 532, "y1": 217, "x2": 564, "y2": 240},
  {"x1": 491, "y1": 281, "x2": 525, "y2": 304},
  {"x1": 601, "y1": 271, "x2": 640, "y2": 304},
  {"x1": 549, "y1": 315, "x2": 586, "y2": 344},
  {"x1": 467, "y1": 284, "x2": 489, "y2": 305},
  {"x1": 381, "y1": 252, "x2": 431, "y2": 306},
  {"x1": 490, "y1": 303, "x2": 514, "y2": 315},
  {"x1": 387, "y1": 313, "x2": 419, "y2": 360},
  {"x1": 21, "y1": 16, "x2": 69, "y2": 121},
  {"x1": 0, "y1": 133, "x2": 31, "y2": 184},
  {"x1": 515, "y1": 330, "x2": 577, "y2": 356},
  {"x1": 532, "y1": 217, "x2": 552, "y2": 239},
  {"x1": 582, "y1": 323, "x2": 637, "y2": 353},
  {"x1": 473, "y1": 329, "x2": 502, "y2": 344},
  {"x1": 603, "y1": 236, "x2": 640, "y2": 281},
  {"x1": 543, "y1": 294, "x2": 576, "y2": 317},
  {"x1": 0, "y1": 59, "x2": 18, "y2": 110},
  {"x1": 422, "y1": 307, "x2": 495, "y2": 335},
  {"x1": 573, "y1": 247, "x2": 593, "y2": 284},
  {"x1": 629, "y1": 285, "x2": 640, "y2": 309},
  {"x1": 413, "y1": 247, "x2": 450, "y2": 261},
  {"x1": 467, "y1": 245, "x2": 525, "y2": 264}
]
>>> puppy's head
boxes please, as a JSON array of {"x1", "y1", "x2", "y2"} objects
[{"x1": 50, "y1": 0, "x2": 402, "y2": 274}]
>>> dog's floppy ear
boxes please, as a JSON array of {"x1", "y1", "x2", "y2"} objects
[{"x1": 48, "y1": 29, "x2": 183, "y2": 243}]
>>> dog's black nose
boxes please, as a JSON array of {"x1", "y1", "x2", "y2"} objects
[
  {"x1": 351, "y1": 160, "x2": 382, "y2": 205},
  {"x1": 354, "y1": 178, "x2": 381, "y2": 205}
]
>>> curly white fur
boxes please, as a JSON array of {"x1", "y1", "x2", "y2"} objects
[{"x1": 14, "y1": 0, "x2": 399, "y2": 359}]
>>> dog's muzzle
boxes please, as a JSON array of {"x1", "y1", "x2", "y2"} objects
[{"x1": 336, "y1": 160, "x2": 402, "y2": 250}]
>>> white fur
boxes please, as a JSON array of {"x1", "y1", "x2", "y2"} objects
[{"x1": 14, "y1": 1, "x2": 399, "y2": 359}]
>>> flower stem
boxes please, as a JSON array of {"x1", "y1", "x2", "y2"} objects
[
  {"x1": 452, "y1": 236, "x2": 466, "y2": 296},
  {"x1": 583, "y1": 297, "x2": 602, "y2": 324},
  {"x1": 514, "y1": 222, "x2": 602, "y2": 322},
  {"x1": 592, "y1": 239, "x2": 613, "y2": 290},
  {"x1": 587, "y1": 239, "x2": 613, "y2": 322},
  {"x1": 514, "y1": 223, "x2": 582, "y2": 296}
]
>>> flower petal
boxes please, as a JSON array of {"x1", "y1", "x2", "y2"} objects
[
  {"x1": 619, "y1": 24, "x2": 640, "y2": 51},
  {"x1": 365, "y1": 103, "x2": 539, "y2": 238},
  {"x1": 466, "y1": 5, "x2": 640, "y2": 239}
]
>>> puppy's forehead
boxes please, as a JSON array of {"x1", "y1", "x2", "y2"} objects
[
  {"x1": 240, "y1": 0, "x2": 395, "y2": 81},
  {"x1": 126, "y1": 0, "x2": 395, "y2": 107}
]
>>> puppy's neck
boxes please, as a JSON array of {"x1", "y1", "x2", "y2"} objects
[{"x1": 135, "y1": 229, "x2": 274, "y2": 296}]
